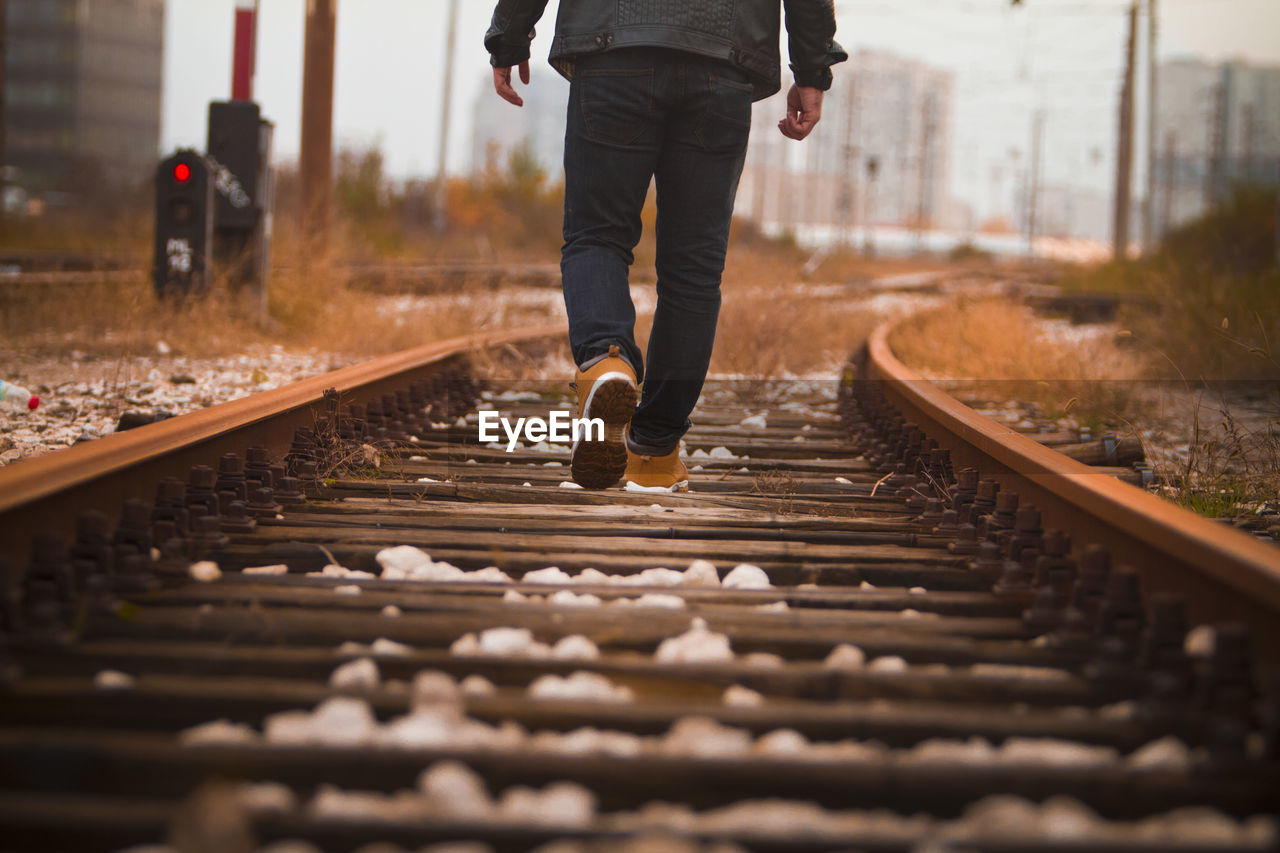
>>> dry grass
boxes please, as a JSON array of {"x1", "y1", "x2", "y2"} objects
[
  {"x1": 5, "y1": 140, "x2": 957, "y2": 385},
  {"x1": 1159, "y1": 399, "x2": 1280, "y2": 520},
  {"x1": 5, "y1": 223, "x2": 568, "y2": 362},
  {"x1": 889, "y1": 297, "x2": 1151, "y2": 422},
  {"x1": 1058, "y1": 186, "x2": 1279, "y2": 383},
  {"x1": 710, "y1": 283, "x2": 879, "y2": 378}
]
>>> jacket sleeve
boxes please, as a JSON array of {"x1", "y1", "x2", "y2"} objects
[
  {"x1": 782, "y1": 0, "x2": 848, "y2": 90},
  {"x1": 484, "y1": 0, "x2": 552, "y2": 68}
]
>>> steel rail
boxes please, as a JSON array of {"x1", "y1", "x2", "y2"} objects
[
  {"x1": 864, "y1": 319, "x2": 1280, "y2": 665},
  {"x1": 0, "y1": 323, "x2": 566, "y2": 568}
]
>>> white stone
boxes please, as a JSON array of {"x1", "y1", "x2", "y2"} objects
[
  {"x1": 573, "y1": 567, "x2": 612, "y2": 586},
  {"x1": 624, "y1": 566, "x2": 685, "y2": 587},
  {"x1": 498, "y1": 781, "x2": 596, "y2": 827},
  {"x1": 997, "y1": 737, "x2": 1118, "y2": 767},
  {"x1": 741, "y1": 652, "x2": 785, "y2": 668},
  {"x1": 823, "y1": 644, "x2": 866, "y2": 670},
  {"x1": 376, "y1": 545, "x2": 433, "y2": 578},
  {"x1": 329, "y1": 657, "x2": 380, "y2": 691},
  {"x1": 548, "y1": 590, "x2": 603, "y2": 608},
  {"x1": 662, "y1": 716, "x2": 751, "y2": 757},
  {"x1": 524, "y1": 566, "x2": 574, "y2": 585},
  {"x1": 240, "y1": 560, "x2": 289, "y2": 573},
  {"x1": 189, "y1": 561, "x2": 221, "y2": 582},
  {"x1": 528, "y1": 671, "x2": 634, "y2": 703},
  {"x1": 626, "y1": 593, "x2": 686, "y2": 610},
  {"x1": 681, "y1": 559, "x2": 721, "y2": 587},
  {"x1": 417, "y1": 761, "x2": 492, "y2": 819},
  {"x1": 237, "y1": 781, "x2": 296, "y2": 815},
  {"x1": 722, "y1": 685, "x2": 765, "y2": 707},
  {"x1": 477, "y1": 627, "x2": 539, "y2": 656},
  {"x1": 459, "y1": 674, "x2": 497, "y2": 697},
  {"x1": 551, "y1": 634, "x2": 600, "y2": 661},
  {"x1": 450, "y1": 633, "x2": 481, "y2": 656},
  {"x1": 369, "y1": 637, "x2": 413, "y2": 656},
  {"x1": 179, "y1": 719, "x2": 259, "y2": 746},
  {"x1": 411, "y1": 670, "x2": 460, "y2": 707},
  {"x1": 462, "y1": 566, "x2": 513, "y2": 584},
  {"x1": 722, "y1": 563, "x2": 772, "y2": 590},
  {"x1": 655, "y1": 618, "x2": 733, "y2": 664},
  {"x1": 1126, "y1": 736, "x2": 1192, "y2": 771},
  {"x1": 1184, "y1": 624, "x2": 1216, "y2": 658},
  {"x1": 95, "y1": 670, "x2": 135, "y2": 689},
  {"x1": 756, "y1": 728, "x2": 809, "y2": 756},
  {"x1": 868, "y1": 656, "x2": 908, "y2": 673}
]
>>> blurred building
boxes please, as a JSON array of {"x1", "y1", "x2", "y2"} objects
[
  {"x1": 1153, "y1": 58, "x2": 1280, "y2": 235},
  {"x1": 3, "y1": 0, "x2": 164, "y2": 197},
  {"x1": 469, "y1": 66, "x2": 570, "y2": 178},
  {"x1": 739, "y1": 49, "x2": 955, "y2": 240},
  {"x1": 1028, "y1": 185, "x2": 1110, "y2": 243}
]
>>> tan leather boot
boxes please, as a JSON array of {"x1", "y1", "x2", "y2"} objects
[
  {"x1": 624, "y1": 444, "x2": 690, "y2": 493},
  {"x1": 570, "y1": 344, "x2": 637, "y2": 488}
]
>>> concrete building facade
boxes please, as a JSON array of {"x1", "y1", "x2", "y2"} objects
[
  {"x1": 3, "y1": 0, "x2": 164, "y2": 196},
  {"x1": 469, "y1": 66, "x2": 570, "y2": 179},
  {"x1": 738, "y1": 48, "x2": 955, "y2": 241},
  {"x1": 1154, "y1": 57, "x2": 1280, "y2": 234}
]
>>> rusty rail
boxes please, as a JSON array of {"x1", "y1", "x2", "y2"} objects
[
  {"x1": 0, "y1": 323, "x2": 565, "y2": 568},
  {"x1": 860, "y1": 318, "x2": 1280, "y2": 668}
]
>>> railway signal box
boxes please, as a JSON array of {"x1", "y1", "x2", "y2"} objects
[
  {"x1": 207, "y1": 100, "x2": 275, "y2": 313},
  {"x1": 153, "y1": 150, "x2": 214, "y2": 298}
]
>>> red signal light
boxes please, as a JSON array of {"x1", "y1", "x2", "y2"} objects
[{"x1": 173, "y1": 162, "x2": 192, "y2": 183}]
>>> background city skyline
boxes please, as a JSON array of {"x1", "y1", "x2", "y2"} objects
[{"x1": 158, "y1": 0, "x2": 1280, "y2": 242}]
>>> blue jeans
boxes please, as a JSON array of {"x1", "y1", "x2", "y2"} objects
[{"x1": 561, "y1": 47, "x2": 752, "y2": 454}]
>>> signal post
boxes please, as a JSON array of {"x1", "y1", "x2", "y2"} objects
[{"x1": 153, "y1": 151, "x2": 214, "y2": 298}]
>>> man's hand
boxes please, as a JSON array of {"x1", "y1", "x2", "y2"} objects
[
  {"x1": 777, "y1": 84, "x2": 823, "y2": 140},
  {"x1": 493, "y1": 61, "x2": 531, "y2": 107}
]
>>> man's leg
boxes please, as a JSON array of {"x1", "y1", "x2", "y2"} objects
[
  {"x1": 628, "y1": 60, "x2": 752, "y2": 453},
  {"x1": 561, "y1": 50, "x2": 664, "y2": 378}
]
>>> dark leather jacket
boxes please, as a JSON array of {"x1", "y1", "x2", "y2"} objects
[{"x1": 485, "y1": 0, "x2": 846, "y2": 101}]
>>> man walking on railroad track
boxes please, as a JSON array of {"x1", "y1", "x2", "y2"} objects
[{"x1": 485, "y1": 0, "x2": 846, "y2": 491}]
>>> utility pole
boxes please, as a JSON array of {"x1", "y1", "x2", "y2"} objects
[
  {"x1": 434, "y1": 0, "x2": 459, "y2": 231},
  {"x1": 1026, "y1": 109, "x2": 1045, "y2": 259},
  {"x1": 779, "y1": 126, "x2": 793, "y2": 234},
  {"x1": 751, "y1": 132, "x2": 767, "y2": 225},
  {"x1": 1160, "y1": 130, "x2": 1175, "y2": 238},
  {"x1": 1143, "y1": 0, "x2": 1158, "y2": 251},
  {"x1": 0, "y1": 0, "x2": 7, "y2": 230},
  {"x1": 838, "y1": 79, "x2": 856, "y2": 248},
  {"x1": 1112, "y1": 0, "x2": 1137, "y2": 260},
  {"x1": 915, "y1": 90, "x2": 937, "y2": 251},
  {"x1": 1241, "y1": 103, "x2": 1256, "y2": 182},
  {"x1": 300, "y1": 0, "x2": 337, "y2": 251},
  {"x1": 1204, "y1": 82, "x2": 1223, "y2": 210}
]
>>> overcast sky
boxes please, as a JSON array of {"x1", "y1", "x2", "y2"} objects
[{"x1": 161, "y1": 0, "x2": 1280, "y2": 220}]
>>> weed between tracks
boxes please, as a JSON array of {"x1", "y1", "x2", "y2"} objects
[{"x1": 1150, "y1": 395, "x2": 1280, "y2": 524}]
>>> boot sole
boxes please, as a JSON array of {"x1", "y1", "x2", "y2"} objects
[
  {"x1": 624, "y1": 479, "x2": 690, "y2": 493},
  {"x1": 571, "y1": 374, "x2": 637, "y2": 489}
]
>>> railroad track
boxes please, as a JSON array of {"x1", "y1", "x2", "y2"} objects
[{"x1": 0, "y1": 318, "x2": 1277, "y2": 852}]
